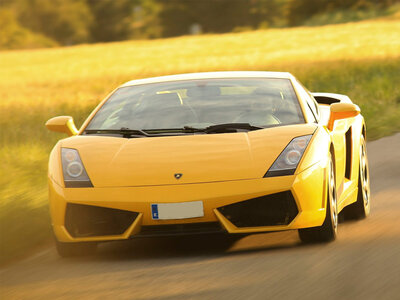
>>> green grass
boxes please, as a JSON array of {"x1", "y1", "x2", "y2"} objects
[{"x1": 1, "y1": 16, "x2": 399, "y2": 265}]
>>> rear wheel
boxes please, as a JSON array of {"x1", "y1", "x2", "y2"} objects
[
  {"x1": 342, "y1": 135, "x2": 370, "y2": 220},
  {"x1": 55, "y1": 239, "x2": 97, "y2": 257},
  {"x1": 298, "y1": 153, "x2": 338, "y2": 243}
]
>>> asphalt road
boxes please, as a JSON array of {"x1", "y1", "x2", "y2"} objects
[{"x1": 1, "y1": 134, "x2": 400, "y2": 300}]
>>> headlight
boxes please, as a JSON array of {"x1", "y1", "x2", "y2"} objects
[
  {"x1": 61, "y1": 148, "x2": 93, "y2": 187},
  {"x1": 264, "y1": 135, "x2": 312, "y2": 177}
]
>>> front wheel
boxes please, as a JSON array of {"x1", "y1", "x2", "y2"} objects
[
  {"x1": 55, "y1": 239, "x2": 97, "y2": 257},
  {"x1": 298, "y1": 153, "x2": 338, "y2": 243}
]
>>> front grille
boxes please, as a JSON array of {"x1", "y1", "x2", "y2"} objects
[
  {"x1": 65, "y1": 203, "x2": 138, "y2": 238},
  {"x1": 136, "y1": 222, "x2": 225, "y2": 237},
  {"x1": 217, "y1": 191, "x2": 298, "y2": 227}
]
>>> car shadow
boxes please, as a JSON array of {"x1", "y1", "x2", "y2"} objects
[
  {"x1": 3, "y1": 231, "x2": 317, "y2": 287},
  {"x1": 67, "y1": 231, "x2": 305, "y2": 263}
]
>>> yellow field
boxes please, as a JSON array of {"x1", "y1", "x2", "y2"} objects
[{"x1": 1, "y1": 17, "x2": 400, "y2": 263}]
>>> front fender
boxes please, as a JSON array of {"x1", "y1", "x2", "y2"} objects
[
  {"x1": 48, "y1": 142, "x2": 63, "y2": 187},
  {"x1": 296, "y1": 126, "x2": 331, "y2": 175}
]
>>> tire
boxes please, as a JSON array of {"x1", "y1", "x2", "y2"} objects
[
  {"x1": 55, "y1": 239, "x2": 97, "y2": 257},
  {"x1": 298, "y1": 153, "x2": 338, "y2": 243},
  {"x1": 341, "y1": 135, "x2": 371, "y2": 220}
]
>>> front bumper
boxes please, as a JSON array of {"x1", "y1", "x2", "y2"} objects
[{"x1": 49, "y1": 162, "x2": 327, "y2": 243}]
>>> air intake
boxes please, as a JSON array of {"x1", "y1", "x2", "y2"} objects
[
  {"x1": 217, "y1": 191, "x2": 298, "y2": 227},
  {"x1": 65, "y1": 203, "x2": 138, "y2": 237}
]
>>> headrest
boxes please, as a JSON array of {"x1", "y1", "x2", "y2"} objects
[
  {"x1": 252, "y1": 87, "x2": 282, "y2": 99},
  {"x1": 186, "y1": 86, "x2": 221, "y2": 98},
  {"x1": 147, "y1": 93, "x2": 182, "y2": 107}
]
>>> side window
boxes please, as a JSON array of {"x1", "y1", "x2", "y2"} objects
[
  {"x1": 309, "y1": 93, "x2": 320, "y2": 121},
  {"x1": 294, "y1": 80, "x2": 319, "y2": 123}
]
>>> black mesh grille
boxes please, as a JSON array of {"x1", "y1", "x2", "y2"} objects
[
  {"x1": 217, "y1": 191, "x2": 298, "y2": 227},
  {"x1": 65, "y1": 203, "x2": 138, "y2": 237},
  {"x1": 137, "y1": 222, "x2": 224, "y2": 237}
]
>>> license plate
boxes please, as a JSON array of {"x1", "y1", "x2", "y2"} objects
[{"x1": 151, "y1": 201, "x2": 204, "y2": 220}]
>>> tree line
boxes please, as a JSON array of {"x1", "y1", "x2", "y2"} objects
[{"x1": 0, "y1": 0, "x2": 397, "y2": 49}]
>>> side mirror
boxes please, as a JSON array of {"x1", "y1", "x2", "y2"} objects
[
  {"x1": 45, "y1": 116, "x2": 78, "y2": 136},
  {"x1": 328, "y1": 103, "x2": 360, "y2": 130}
]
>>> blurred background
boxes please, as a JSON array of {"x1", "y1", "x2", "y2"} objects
[
  {"x1": 1, "y1": 0, "x2": 400, "y2": 47},
  {"x1": 0, "y1": 0, "x2": 399, "y2": 272}
]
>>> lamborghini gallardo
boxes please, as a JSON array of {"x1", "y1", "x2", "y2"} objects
[{"x1": 46, "y1": 72, "x2": 370, "y2": 256}]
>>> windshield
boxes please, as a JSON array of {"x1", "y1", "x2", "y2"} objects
[{"x1": 85, "y1": 78, "x2": 304, "y2": 131}]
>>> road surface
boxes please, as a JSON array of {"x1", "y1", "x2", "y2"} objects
[{"x1": 1, "y1": 134, "x2": 400, "y2": 300}]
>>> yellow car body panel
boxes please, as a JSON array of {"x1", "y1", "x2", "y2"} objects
[
  {"x1": 49, "y1": 160, "x2": 327, "y2": 242},
  {"x1": 55, "y1": 124, "x2": 316, "y2": 188},
  {"x1": 47, "y1": 72, "x2": 367, "y2": 244},
  {"x1": 48, "y1": 123, "x2": 332, "y2": 243}
]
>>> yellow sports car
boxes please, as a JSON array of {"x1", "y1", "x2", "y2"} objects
[{"x1": 46, "y1": 71, "x2": 370, "y2": 256}]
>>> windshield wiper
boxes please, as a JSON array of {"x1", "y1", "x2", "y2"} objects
[
  {"x1": 84, "y1": 124, "x2": 264, "y2": 138},
  {"x1": 83, "y1": 127, "x2": 151, "y2": 138},
  {"x1": 184, "y1": 123, "x2": 264, "y2": 134},
  {"x1": 206, "y1": 123, "x2": 264, "y2": 133}
]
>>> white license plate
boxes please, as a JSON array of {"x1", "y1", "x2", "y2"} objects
[{"x1": 151, "y1": 201, "x2": 204, "y2": 220}]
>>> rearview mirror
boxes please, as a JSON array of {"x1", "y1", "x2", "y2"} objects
[
  {"x1": 45, "y1": 116, "x2": 78, "y2": 136},
  {"x1": 328, "y1": 103, "x2": 360, "y2": 130}
]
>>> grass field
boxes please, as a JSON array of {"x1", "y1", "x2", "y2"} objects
[{"x1": 1, "y1": 16, "x2": 400, "y2": 264}]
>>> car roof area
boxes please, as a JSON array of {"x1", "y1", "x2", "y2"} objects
[{"x1": 121, "y1": 71, "x2": 295, "y2": 88}]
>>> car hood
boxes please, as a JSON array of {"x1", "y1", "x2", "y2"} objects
[{"x1": 61, "y1": 124, "x2": 316, "y2": 187}]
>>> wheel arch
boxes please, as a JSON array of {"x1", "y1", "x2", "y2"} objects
[
  {"x1": 362, "y1": 123, "x2": 366, "y2": 140},
  {"x1": 328, "y1": 141, "x2": 336, "y2": 208},
  {"x1": 350, "y1": 116, "x2": 366, "y2": 183}
]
